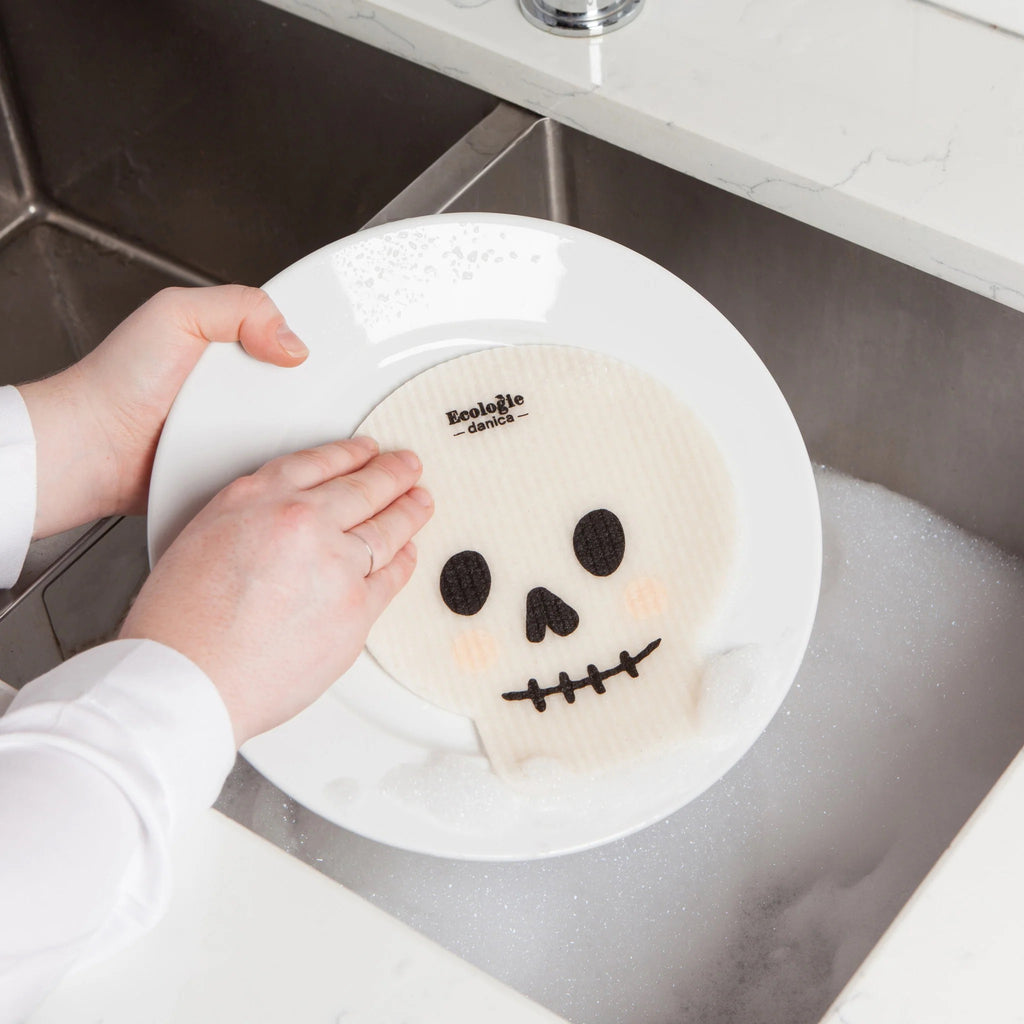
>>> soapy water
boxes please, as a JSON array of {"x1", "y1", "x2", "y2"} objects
[{"x1": 220, "y1": 466, "x2": 1024, "y2": 1024}]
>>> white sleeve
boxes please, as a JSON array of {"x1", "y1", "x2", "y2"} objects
[
  {"x1": 0, "y1": 639, "x2": 236, "y2": 1024},
  {"x1": 0, "y1": 385, "x2": 36, "y2": 590}
]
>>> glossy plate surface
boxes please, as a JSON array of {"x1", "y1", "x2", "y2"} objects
[{"x1": 148, "y1": 213, "x2": 821, "y2": 859}]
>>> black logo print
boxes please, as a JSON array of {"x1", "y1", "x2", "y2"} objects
[{"x1": 445, "y1": 392, "x2": 527, "y2": 437}]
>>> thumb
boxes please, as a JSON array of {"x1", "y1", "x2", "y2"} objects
[{"x1": 181, "y1": 284, "x2": 309, "y2": 366}]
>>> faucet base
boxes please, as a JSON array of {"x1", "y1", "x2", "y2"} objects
[{"x1": 518, "y1": 0, "x2": 645, "y2": 37}]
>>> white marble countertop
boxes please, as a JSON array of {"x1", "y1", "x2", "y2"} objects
[
  {"x1": 821, "y1": 744, "x2": 1024, "y2": 1024},
  {"x1": 260, "y1": 0, "x2": 1024, "y2": 313},
  {"x1": 26, "y1": 809, "x2": 567, "y2": 1024}
]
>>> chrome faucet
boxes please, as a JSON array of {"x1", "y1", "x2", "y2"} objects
[{"x1": 518, "y1": 0, "x2": 644, "y2": 36}]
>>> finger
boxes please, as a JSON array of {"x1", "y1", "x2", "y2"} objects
[
  {"x1": 317, "y1": 450, "x2": 423, "y2": 531},
  {"x1": 174, "y1": 284, "x2": 309, "y2": 366},
  {"x1": 257, "y1": 437, "x2": 380, "y2": 491},
  {"x1": 364, "y1": 541, "x2": 419, "y2": 618},
  {"x1": 346, "y1": 487, "x2": 433, "y2": 578}
]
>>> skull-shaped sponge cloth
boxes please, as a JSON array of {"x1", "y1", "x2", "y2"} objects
[{"x1": 359, "y1": 344, "x2": 736, "y2": 784}]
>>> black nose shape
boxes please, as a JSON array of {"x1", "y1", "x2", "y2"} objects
[{"x1": 525, "y1": 587, "x2": 579, "y2": 643}]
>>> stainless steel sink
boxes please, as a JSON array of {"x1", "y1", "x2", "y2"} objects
[
  {"x1": 4, "y1": 8, "x2": 1024, "y2": 1023},
  {"x1": 0, "y1": 0, "x2": 495, "y2": 665}
]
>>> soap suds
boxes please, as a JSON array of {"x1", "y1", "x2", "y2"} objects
[
  {"x1": 698, "y1": 643, "x2": 784, "y2": 748},
  {"x1": 374, "y1": 642, "x2": 779, "y2": 837},
  {"x1": 224, "y1": 467, "x2": 1024, "y2": 1024}
]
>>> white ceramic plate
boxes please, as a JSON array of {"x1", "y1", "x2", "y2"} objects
[{"x1": 148, "y1": 214, "x2": 821, "y2": 860}]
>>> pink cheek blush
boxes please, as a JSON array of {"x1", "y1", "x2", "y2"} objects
[
  {"x1": 451, "y1": 629, "x2": 500, "y2": 673},
  {"x1": 623, "y1": 576, "x2": 669, "y2": 620}
]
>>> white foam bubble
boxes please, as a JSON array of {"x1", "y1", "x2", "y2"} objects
[
  {"x1": 380, "y1": 753, "x2": 509, "y2": 832},
  {"x1": 322, "y1": 776, "x2": 361, "y2": 809},
  {"x1": 698, "y1": 644, "x2": 783, "y2": 748}
]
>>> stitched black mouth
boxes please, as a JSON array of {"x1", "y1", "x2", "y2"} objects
[{"x1": 501, "y1": 638, "x2": 662, "y2": 713}]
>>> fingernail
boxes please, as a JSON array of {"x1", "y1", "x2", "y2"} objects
[
  {"x1": 396, "y1": 450, "x2": 420, "y2": 471},
  {"x1": 408, "y1": 486, "x2": 433, "y2": 507},
  {"x1": 350, "y1": 435, "x2": 379, "y2": 452},
  {"x1": 276, "y1": 322, "x2": 309, "y2": 358}
]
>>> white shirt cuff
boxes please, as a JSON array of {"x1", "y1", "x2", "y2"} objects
[
  {"x1": 1, "y1": 639, "x2": 235, "y2": 831},
  {"x1": 0, "y1": 385, "x2": 36, "y2": 590}
]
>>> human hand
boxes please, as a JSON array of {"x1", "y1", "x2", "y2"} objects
[
  {"x1": 18, "y1": 285, "x2": 308, "y2": 539},
  {"x1": 121, "y1": 438, "x2": 433, "y2": 746}
]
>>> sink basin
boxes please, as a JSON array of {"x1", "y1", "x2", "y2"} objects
[
  {"x1": 219, "y1": 107, "x2": 1024, "y2": 1024},
  {"x1": 4, "y1": 5, "x2": 1024, "y2": 1021}
]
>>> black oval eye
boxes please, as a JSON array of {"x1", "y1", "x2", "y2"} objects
[
  {"x1": 573, "y1": 509, "x2": 625, "y2": 577},
  {"x1": 440, "y1": 550, "x2": 491, "y2": 615}
]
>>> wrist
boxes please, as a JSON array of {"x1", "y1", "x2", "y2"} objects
[
  {"x1": 120, "y1": 614, "x2": 256, "y2": 748},
  {"x1": 18, "y1": 365, "x2": 121, "y2": 538}
]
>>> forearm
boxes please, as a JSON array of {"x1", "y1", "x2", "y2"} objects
[
  {"x1": 0, "y1": 386, "x2": 36, "y2": 587},
  {"x1": 18, "y1": 366, "x2": 120, "y2": 539}
]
